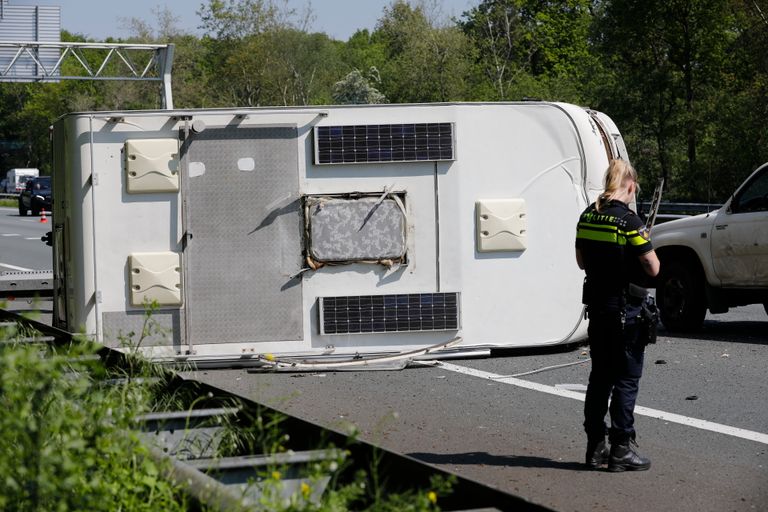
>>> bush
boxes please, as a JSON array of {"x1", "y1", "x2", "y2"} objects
[
  {"x1": 0, "y1": 314, "x2": 451, "y2": 511},
  {"x1": 0, "y1": 325, "x2": 189, "y2": 511}
]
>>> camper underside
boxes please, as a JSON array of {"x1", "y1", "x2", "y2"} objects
[{"x1": 51, "y1": 102, "x2": 626, "y2": 363}]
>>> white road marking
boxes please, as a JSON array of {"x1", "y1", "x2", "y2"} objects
[
  {"x1": 556, "y1": 383, "x2": 588, "y2": 391},
  {"x1": 438, "y1": 362, "x2": 768, "y2": 446},
  {"x1": 2, "y1": 233, "x2": 20, "y2": 237},
  {"x1": 24, "y1": 237, "x2": 40, "y2": 240},
  {"x1": 0, "y1": 262, "x2": 34, "y2": 271}
]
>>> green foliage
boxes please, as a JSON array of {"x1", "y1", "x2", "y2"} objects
[
  {"x1": 197, "y1": 0, "x2": 308, "y2": 39},
  {"x1": 459, "y1": 0, "x2": 597, "y2": 103},
  {"x1": 0, "y1": 336, "x2": 189, "y2": 511},
  {"x1": 373, "y1": 1, "x2": 475, "y2": 102},
  {"x1": 0, "y1": 310, "x2": 455, "y2": 511},
  {"x1": 340, "y1": 29, "x2": 388, "y2": 75},
  {"x1": 2, "y1": 0, "x2": 768, "y2": 200},
  {"x1": 591, "y1": 0, "x2": 745, "y2": 200},
  {"x1": 333, "y1": 68, "x2": 387, "y2": 104}
]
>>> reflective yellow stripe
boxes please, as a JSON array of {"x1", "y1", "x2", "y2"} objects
[
  {"x1": 619, "y1": 229, "x2": 650, "y2": 247},
  {"x1": 576, "y1": 228, "x2": 619, "y2": 243},
  {"x1": 578, "y1": 212, "x2": 650, "y2": 248},
  {"x1": 579, "y1": 221, "x2": 616, "y2": 231}
]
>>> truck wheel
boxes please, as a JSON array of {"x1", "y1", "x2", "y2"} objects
[
  {"x1": 657, "y1": 260, "x2": 707, "y2": 331},
  {"x1": 18, "y1": 200, "x2": 27, "y2": 216}
]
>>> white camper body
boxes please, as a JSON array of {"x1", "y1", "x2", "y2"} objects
[
  {"x1": 5, "y1": 168, "x2": 39, "y2": 193},
  {"x1": 51, "y1": 102, "x2": 627, "y2": 365}
]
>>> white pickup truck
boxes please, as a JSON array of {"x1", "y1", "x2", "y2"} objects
[{"x1": 652, "y1": 162, "x2": 768, "y2": 330}]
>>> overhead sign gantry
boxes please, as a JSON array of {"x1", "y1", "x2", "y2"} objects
[{"x1": 0, "y1": 0, "x2": 174, "y2": 108}]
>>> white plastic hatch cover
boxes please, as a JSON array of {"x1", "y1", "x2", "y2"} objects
[
  {"x1": 124, "y1": 139, "x2": 180, "y2": 193},
  {"x1": 476, "y1": 198, "x2": 528, "y2": 252},
  {"x1": 128, "y1": 252, "x2": 182, "y2": 307}
]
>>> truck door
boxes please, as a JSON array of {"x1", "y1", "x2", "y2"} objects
[
  {"x1": 179, "y1": 124, "x2": 304, "y2": 347},
  {"x1": 711, "y1": 165, "x2": 768, "y2": 286}
]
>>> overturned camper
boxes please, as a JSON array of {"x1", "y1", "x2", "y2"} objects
[{"x1": 575, "y1": 159, "x2": 660, "y2": 472}]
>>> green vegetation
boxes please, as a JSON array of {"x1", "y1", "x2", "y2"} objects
[
  {"x1": 0, "y1": 309, "x2": 451, "y2": 511},
  {"x1": 0, "y1": 322, "x2": 191, "y2": 511},
  {"x1": 2, "y1": 0, "x2": 764, "y2": 202}
]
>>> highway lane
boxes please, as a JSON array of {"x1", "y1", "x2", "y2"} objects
[
  {"x1": 0, "y1": 206, "x2": 52, "y2": 271},
  {"x1": 188, "y1": 308, "x2": 768, "y2": 512}
]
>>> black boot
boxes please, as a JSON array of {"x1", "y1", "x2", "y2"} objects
[
  {"x1": 608, "y1": 440, "x2": 651, "y2": 472},
  {"x1": 585, "y1": 439, "x2": 609, "y2": 468}
]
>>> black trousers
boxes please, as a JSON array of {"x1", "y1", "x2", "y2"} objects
[{"x1": 583, "y1": 311, "x2": 645, "y2": 444}]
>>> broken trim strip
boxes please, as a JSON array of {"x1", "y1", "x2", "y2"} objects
[{"x1": 249, "y1": 336, "x2": 462, "y2": 372}]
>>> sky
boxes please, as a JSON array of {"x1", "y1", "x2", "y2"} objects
[{"x1": 11, "y1": 0, "x2": 480, "y2": 41}]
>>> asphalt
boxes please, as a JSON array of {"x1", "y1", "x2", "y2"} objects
[{"x1": 186, "y1": 305, "x2": 768, "y2": 512}]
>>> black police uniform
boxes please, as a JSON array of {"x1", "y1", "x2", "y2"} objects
[{"x1": 575, "y1": 199, "x2": 653, "y2": 446}]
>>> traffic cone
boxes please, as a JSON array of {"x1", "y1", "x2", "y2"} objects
[{"x1": 40, "y1": 208, "x2": 48, "y2": 223}]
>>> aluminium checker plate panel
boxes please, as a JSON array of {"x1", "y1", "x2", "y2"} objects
[{"x1": 182, "y1": 126, "x2": 303, "y2": 344}]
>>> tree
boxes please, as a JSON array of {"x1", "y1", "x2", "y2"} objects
[
  {"x1": 340, "y1": 29, "x2": 388, "y2": 76},
  {"x1": 373, "y1": 1, "x2": 475, "y2": 103},
  {"x1": 332, "y1": 68, "x2": 387, "y2": 104},
  {"x1": 195, "y1": 0, "x2": 342, "y2": 107},
  {"x1": 594, "y1": 0, "x2": 736, "y2": 200},
  {"x1": 459, "y1": 0, "x2": 598, "y2": 103},
  {"x1": 458, "y1": 0, "x2": 529, "y2": 100},
  {"x1": 121, "y1": 5, "x2": 187, "y2": 41},
  {"x1": 197, "y1": 0, "x2": 311, "y2": 39},
  {"x1": 695, "y1": 0, "x2": 768, "y2": 199}
]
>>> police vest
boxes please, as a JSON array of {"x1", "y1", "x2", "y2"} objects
[{"x1": 575, "y1": 200, "x2": 653, "y2": 311}]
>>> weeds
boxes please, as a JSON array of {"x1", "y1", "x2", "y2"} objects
[
  {"x1": 0, "y1": 305, "x2": 453, "y2": 511},
  {"x1": 0, "y1": 331, "x2": 189, "y2": 511}
]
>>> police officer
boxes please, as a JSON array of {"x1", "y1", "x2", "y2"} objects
[{"x1": 575, "y1": 159, "x2": 660, "y2": 472}]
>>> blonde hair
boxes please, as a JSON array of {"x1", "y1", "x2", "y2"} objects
[{"x1": 596, "y1": 159, "x2": 637, "y2": 212}]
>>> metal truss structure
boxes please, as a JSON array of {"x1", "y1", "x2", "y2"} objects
[{"x1": 0, "y1": 41, "x2": 174, "y2": 108}]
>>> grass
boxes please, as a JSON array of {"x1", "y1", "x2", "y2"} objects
[
  {"x1": 0, "y1": 306, "x2": 453, "y2": 511},
  {"x1": 0, "y1": 321, "x2": 190, "y2": 511},
  {"x1": 0, "y1": 198, "x2": 16, "y2": 208}
]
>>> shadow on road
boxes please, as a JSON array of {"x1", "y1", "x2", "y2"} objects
[
  {"x1": 660, "y1": 320, "x2": 768, "y2": 345},
  {"x1": 407, "y1": 451, "x2": 588, "y2": 471}
]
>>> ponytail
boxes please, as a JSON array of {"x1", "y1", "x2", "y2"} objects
[{"x1": 596, "y1": 159, "x2": 637, "y2": 212}]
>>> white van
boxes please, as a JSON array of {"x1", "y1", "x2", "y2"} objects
[{"x1": 5, "y1": 168, "x2": 39, "y2": 193}]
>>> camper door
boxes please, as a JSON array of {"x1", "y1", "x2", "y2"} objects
[{"x1": 179, "y1": 123, "x2": 304, "y2": 347}]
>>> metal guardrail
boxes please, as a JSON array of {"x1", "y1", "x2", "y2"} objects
[
  {"x1": 637, "y1": 201, "x2": 722, "y2": 216},
  {"x1": 135, "y1": 407, "x2": 346, "y2": 510},
  {"x1": 637, "y1": 201, "x2": 722, "y2": 225},
  {"x1": 0, "y1": 270, "x2": 53, "y2": 297},
  {"x1": 0, "y1": 193, "x2": 19, "y2": 200}
]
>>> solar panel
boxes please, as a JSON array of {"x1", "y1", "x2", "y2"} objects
[
  {"x1": 319, "y1": 292, "x2": 460, "y2": 335},
  {"x1": 315, "y1": 123, "x2": 454, "y2": 164}
]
